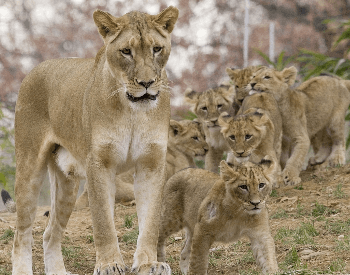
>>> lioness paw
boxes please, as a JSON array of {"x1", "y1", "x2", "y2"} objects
[
  {"x1": 94, "y1": 263, "x2": 127, "y2": 275},
  {"x1": 132, "y1": 262, "x2": 171, "y2": 275}
]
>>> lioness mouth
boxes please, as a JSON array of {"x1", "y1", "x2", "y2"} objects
[{"x1": 127, "y1": 91, "x2": 159, "y2": 102}]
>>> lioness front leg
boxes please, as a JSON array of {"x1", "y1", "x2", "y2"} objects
[
  {"x1": 132, "y1": 146, "x2": 171, "y2": 275},
  {"x1": 87, "y1": 155, "x2": 127, "y2": 275}
]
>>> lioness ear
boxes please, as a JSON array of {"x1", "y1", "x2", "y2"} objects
[
  {"x1": 154, "y1": 6, "x2": 179, "y2": 34},
  {"x1": 282, "y1": 66, "x2": 297, "y2": 86},
  {"x1": 93, "y1": 10, "x2": 120, "y2": 39},
  {"x1": 169, "y1": 120, "x2": 183, "y2": 136},
  {"x1": 220, "y1": 160, "x2": 238, "y2": 182},
  {"x1": 218, "y1": 112, "x2": 232, "y2": 135}
]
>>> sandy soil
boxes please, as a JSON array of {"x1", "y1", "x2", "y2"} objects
[{"x1": 1, "y1": 164, "x2": 350, "y2": 275}]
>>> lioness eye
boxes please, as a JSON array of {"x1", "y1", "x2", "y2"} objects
[
  {"x1": 192, "y1": 136, "x2": 199, "y2": 141},
  {"x1": 153, "y1": 46, "x2": 162, "y2": 53},
  {"x1": 239, "y1": 185, "x2": 248, "y2": 190},
  {"x1": 121, "y1": 48, "x2": 131, "y2": 55},
  {"x1": 264, "y1": 75, "x2": 271, "y2": 79},
  {"x1": 229, "y1": 135, "x2": 235, "y2": 141},
  {"x1": 245, "y1": 134, "x2": 252, "y2": 140},
  {"x1": 259, "y1": 183, "x2": 265, "y2": 188},
  {"x1": 201, "y1": 106, "x2": 207, "y2": 111},
  {"x1": 217, "y1": 104, "x2": 223, "y2": 109}
]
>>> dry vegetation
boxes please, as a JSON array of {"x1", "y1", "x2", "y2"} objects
[{"x1": 1, "y1": 164, "x2": 350, "y2": 275}]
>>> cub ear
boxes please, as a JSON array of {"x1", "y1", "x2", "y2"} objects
[
  {"x1": 218, "y1": 112, "x2": 232, "y2": 135},
  {"x1": 282, "y1": 66, "x2": 297, "y2": 86},
  {"x1": 184, "y1": 88, "x2": 199, "y2": 106},
  {"x1": 248, "y1": 109, "x2": 270, "y2": 126},
  {"x1": 225, "y1": 67, "x2": 240, "y2": 81},
  {"x1": 259, "y1": 155, "x2": 276, "y2": 177},
  {"x1": 220, "y1": 160, "x2": 239, "y2": 182},
  {"x1": 169, "y1": 120, "x2": 183, "y2": 136},
  {"x1": 93, "y1": 10, "x2": 120, "y2": 39},
  {"x1": 221, "y1": 85, "x2": 236, "y2": 104},
  {"x1": 154, "y1": 6, "x2": 179, "y2": 34}
]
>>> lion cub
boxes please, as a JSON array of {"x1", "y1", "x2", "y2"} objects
[
  {"x1": 184, "y1": 85, "x2": 236, "y2": 173},
  {"x1": 157, "y1": 157, "x2": 278, "y2": 275}
]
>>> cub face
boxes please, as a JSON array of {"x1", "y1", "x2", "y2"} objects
[
  {"x1": 93, "y1": 7, "x2": 179, "y2": 101},
  {"x1": 184, "y1": 85, "x2": 235, "y2": 130},
  {"x1": 218, "y1": 110, "x2": 270, "y2": 163},
  {"x1": 226, "y1": 66, "x2": 265, "y2": 105},
  {"x1": 220, "y1": 157, "x2": 275, "y2": 214},
  {"x1": 169, "y1": 120, "x2": 209, "y2": 158},
  {"x1": 247, "y1": 66, "x2": 297, "y2": 101}
]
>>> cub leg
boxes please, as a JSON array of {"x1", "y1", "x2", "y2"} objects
[
  {"x1": 11, "y1": 143, "x2": 51, "y2": 275},
  {"x1": 43, "y1": 155, "x2": 80, "y2": 274},
  {"x1": 308, "y1": 130, "x2": 332, "y2": 167},
  {"x1": 179, "y1": 227, "x2": 193, "y2": 275},
  {"x1": 188, "y1": 224, "x2": 213, "y2": 275},
  {"x1": 132, "y1": 146, "x2": 171, "y2": 275},
  {"x1": 75, "y1": 182, "x2": 89, "y2": 210},
  {"x1": 87, "y1": 154, "x2": 126, "y2": 275}
]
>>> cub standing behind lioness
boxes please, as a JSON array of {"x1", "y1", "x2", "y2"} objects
[
  {"x1": 157, "y1": 157, "x2": 278, "y2": 275},
  {"x1": 249, "y1": 67, "x2": 350, "y2": 185},
  {"x1": 184, "y1": 85, "x2": 236, "y2": 173},
  {"x1": 11, "y1": 6, "x2": 178, "y2": 275},
  {"x1": 74, "y1": 119, "x2": 208, "y2": 209}
]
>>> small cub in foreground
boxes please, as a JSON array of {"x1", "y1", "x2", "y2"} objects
[{"x1": 157, "y1": 158, "x2": 278, "y2": 274}]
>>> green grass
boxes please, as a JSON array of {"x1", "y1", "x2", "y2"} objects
[
  {"x1": 275, "y1": 222, "x2": 318, "y2": 245},
  {"x1": 121, "y1": 227, "x2": 139, "y2": 244},
  {"x1": 124, "y1": 214, "x2": 137, "y2": 229},
  {"x1": 311, "y1": 202, "x2": 338, "y2": 217},
  {"x1": 0, "y1": 267, "x2": 11, "y2": 275},
  {"x1": 86, "y1": 235, "x2": 94, "y2": 243},
  {"x1": 61, "y1": 246, "x2": 82, "y2": 260},
  {"x1": 328, "y1": 259, "x2": 346, "y2": 273},
  {"x1": 335, "y1": 235, "x2": 350, "y2": 251},
  {"x1": 270, "y1": 189, "x2": 278, "y2": 197},
  {"x1": 324, "y1": 219, "x2": 350, "y2": 235},
  {"x1": 0, "y1": 228, "x2": 14, "y2": 244},
  {"x1": 333, "y1": 184, "x2": 347, "y2": 199},
  {"x1": 271, "y1": 209, "x2": 288, "y2": 219}
]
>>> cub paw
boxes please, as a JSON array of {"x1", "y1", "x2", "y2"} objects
[
  {"x1": 282, "y1": 170, "x2": 301, "y2": 186},
  {"x1": 132, "y1": 261, "x2": 171, "y2": 275},
  {"x1": 93, "y1": 263, "x2": 127, "y2": 275}
]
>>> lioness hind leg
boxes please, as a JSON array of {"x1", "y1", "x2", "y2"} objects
[
  {"x1": 43, "y1": 155, "x2": 80, "y2": 274},
  {"x1": 12, "y1": 145, "x2": 51, "y2": 274}
]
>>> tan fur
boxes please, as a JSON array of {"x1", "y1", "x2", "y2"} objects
[
  {"x1": 226, "y1": 66, "x2": 266, "y2": 106},
  {"x1": 248, "y1": 67, "x2": 350, "y2": 185},
  {"x1": 12, "y1": 7, "x2": 178, "y2": 275},
  {"x1": 157, "y1": 157, "x2": 278, "y2": 274},
  {"x1": 74, "y1": 119, "x2": 208, "y2": 210},
  {"x1": 218, "y1": 95, "x2": 283, "y2": 188},
  {"x1": 184, "y1": 85, "x2": 236, "y2": 173}
]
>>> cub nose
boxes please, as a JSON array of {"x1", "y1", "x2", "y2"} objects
[
  {"x1": 137, "y1": 80, "x2": 155, "y2": 89},
  {"x1": 250, "y1": 82, "x2": 256, "y2": 89},
  {"x1": 236, "y1": 151, "x2": 244, "y2": 157},
  {"x1": 250, "y1": 200, "x2": 261, "y2": 206}
]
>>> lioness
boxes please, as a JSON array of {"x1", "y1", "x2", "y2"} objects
[
  {"x1": 184, "y1": 85, "x2": 236, "y2": 173},
  {"x1": 12, "y1": 6, "x2": 178, "y2": 275},
  {"x1": 249, "y1": 67, "x2": 350, "y2": 185},
  {"x1": 157, "y1": 157, "x2": 278, "y2": 275},
  {"x1": 74, "y1": 119, "x2": 208, "y2": 209}
]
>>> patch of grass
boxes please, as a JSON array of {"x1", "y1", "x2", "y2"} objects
[
  {"x1": 271, "y1": 209, "x2": 288, "y2": 219},
  {"x1": 62, "y1": 246, "x2": 81, "y2": 260},
  {"x1": 240, "y1": 250, "x2": 255, "y2": 264},
  {"x1": 311, "y1": 201, "x2": 338, "y2": 217},
  {"x1": 121, "y1": 227, "x2": 139, "y2": 244},
  {"x1": 166, "y1": 255, "x2": 178, "y2": 263},
  {"x1": 124, "y1": 214, "x2": 137, "y2": 229},
  {"x1": 335, "y1": 235, "x2": 350, "y2": 251},
  {"x1": 0, "y1": 228, "x2": 14, "y2": 244},
  {"x1": 86, "y1": 235, "x2": 94, "y2": 243},
  {"x1": 296, "y1": 203, "x2": 309, "y2": 217},
  {"x1": 275, "y1": 227, "x2": 294, "y2": 244},
  {"x1": 239, "y1": 269, "x2": 259, "y2": 275},
  {"x1": 294, "y1": 185, "x2": 304, "y2": 190},
  {"x1": 270, "y1": 189, "x2": 278, "y2": 197},
  {"x1": 333, "y1": 184, "x2": 347, "y2": 199},
  {"x1": 279, "y1": 246, "x2": 308, "y2": 272},
  {"x1": 0, "y1": 267, "x2": 11, "y2": 275},
  {"x1": 328, "y1": 258, "x2": 346, "y2": 273},
  {"x1": 208, "y1": 248, "x2": 223, "y2": 267},
  {"x1": 275, "y1": 222, "x2": 318, "y2": 245},
  {"x1": 325, "y1": 219, "x2": 350, "y2": 235}
]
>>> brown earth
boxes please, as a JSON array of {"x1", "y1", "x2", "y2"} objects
[{"x1": 1, "y1": 164, "x2": 350, "y2": 275}]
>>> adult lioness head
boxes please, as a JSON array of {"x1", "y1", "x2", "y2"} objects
[{"x1": 93, "y1": 6, "x2": 179, "y2": 103}]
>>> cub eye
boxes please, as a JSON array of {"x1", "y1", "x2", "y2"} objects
[
  {"x1": 201, "y1": 106, "x2": 207, "y2": 111},
  {"x1": 121, "y1": 48, "x2": 131, "y2": 55},
  {"x1": 153, "y1": 46, "x2": 162, "y2": 53},
  {"x1": 264, "y1": 75, "x2": 271, "y2": 79},
  {"x1": 229, "y1": 135, "x2": 235, "y2": 141},
  {"x1": 259, "y1": 183, "x2": 265, "y2": 189},
  {"x1": 217, "y1": 104, "x2": 223, "y2": 109},
  {"x1": 192, "y1": 136, "x2": 199, "y2": 141},
  {"x1": 239, "y1": 185, "x2": 248, "y2": 190},
  {"x1": 236, "y1": 85, "x2": 239, "y2": 89},
  {"x1": 245, "y1": 134, "x2": 252, "y2": 140}
]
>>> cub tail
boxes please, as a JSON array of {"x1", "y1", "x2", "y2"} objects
[{"x1": 1, "y1": 189, "x2": 16, "y2": 213}]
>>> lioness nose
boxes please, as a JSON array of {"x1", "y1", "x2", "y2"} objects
[
  {"x1": 137, "y1": 80, "x2": 155, "y2": 89},
  {"x1": 250, "y1": 200, "x2": 260, "y2": 206}
]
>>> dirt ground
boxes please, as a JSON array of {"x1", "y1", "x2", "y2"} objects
[{"x1": 1, "y1": 164, "x2": 350, "y2": 275}]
